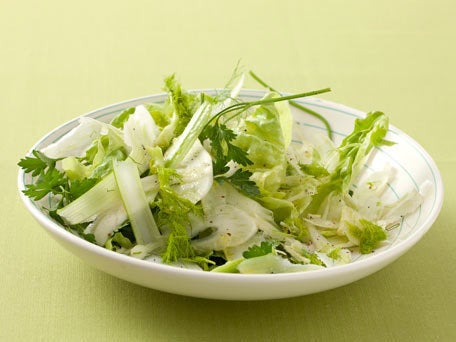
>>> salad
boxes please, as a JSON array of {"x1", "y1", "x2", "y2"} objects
[{"x1": 18, "y1": 71, "x2": 423, "y2": 274}]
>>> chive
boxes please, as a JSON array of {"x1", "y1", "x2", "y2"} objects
[
  {"x1": 205, "y1": 86, "x2": 332, "y2": 130},
  {"x1": 249, "y1": 70, "x2": 333, "y2": 140}
]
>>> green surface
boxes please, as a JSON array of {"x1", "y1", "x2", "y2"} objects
[{"x1": 1, "y1": 0, "x2": 455, "y2": 340}]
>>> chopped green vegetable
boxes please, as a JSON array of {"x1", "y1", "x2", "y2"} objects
[
  {"x1": 348, "y1": 219, "x2": 387, "y2": 254},
  {"x1": 110, "y1": 107, "x2": 135, "y2": 128},
  {"x1": 153, "y1": 166, "x2": 201, "y2": 263},
  {"x1": 164, "y1": 74, "x2": 200, "y2": 136},
  {"x1": 304, "y1": 111, "x2": 394, "y2": 216},
  {"x1": 105, "y1": 231, "x2": 134, "y2": 251},
  {"x1": 299, "y1": 162, "x2": 330, "y2": 178},
  {"x1": 327, "y1": 247, "x2": 342, "y2": 260}
]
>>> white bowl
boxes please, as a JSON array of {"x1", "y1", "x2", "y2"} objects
[{"x1": 18, "y1": 90, "x2": 444, "y2": 300}]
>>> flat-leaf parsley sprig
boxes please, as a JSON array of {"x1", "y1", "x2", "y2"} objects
[{"x1": 18, "y1": 150, "x2": 96, "y2": 204}]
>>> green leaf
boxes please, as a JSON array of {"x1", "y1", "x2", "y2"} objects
[
  {"x1": 299, "y1": 162, "x2": 330, "y2": 178},
  {"x1": 201, "y1": 119, "x2": 259, "y2": 195},
  {"x1": 68, "y1": 178, "x2": 97, "y2": 200},
  {"x1": 218, "y1": 169, "x2": 260, "y2": 197},
  {"x1": 231, "y1": 98, "x2": 292, "y2": 195},
  {"x1": 110, "y1": 107, "x2": 135, "y2": 128},
  {"x1": 153, "y1": 166, "x2": 201, "y2": 263},
  {"x1": 301, "y1": 250, "x2": 325, "y2": 266},
  {"x1": 48, "y1": 209, "x2": 96, "y2": 243},
  {"x1": 164, "y1": 74, "x2": 199, "y2": 136},
  {"x1": 242, "y1": 241, "x2": 275, "y2": 259},
  {"x1": 202, "y1": 122, "x2": 252, "y2": 175},
  {"x1": 18, "y1": 150, "x2": 58, "y2": 176},
  {"x1": 304, "y1": 111, "x2": 393, "y2": 215},
  {"x1": 348, "y1": 218, "x2": 387, "y2": 254},
  {"x1": 22, "y1": 167, "x2": 67, "y2": 200},
  {"x1": 327, "y1": 247, "x2": 341, "y2": 260},
  {"x1": 226, "y1": 140, "x2": 252, "y2": 167},
  {"x1": 336, "y1": 111, "x2": 394, "y2": 188},
  {"x1": 144, "y1": 103, "x2": 172, "y2": 128},
  {"x1": 105, "y1": 231, "x2": 134, "y2": 251}
]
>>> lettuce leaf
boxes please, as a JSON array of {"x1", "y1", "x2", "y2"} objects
[{"x1": 233, "y1": 93, "x2": 292, "y2": 194}]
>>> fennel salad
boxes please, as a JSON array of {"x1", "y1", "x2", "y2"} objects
[{"x1": 18, "y1": 72, "x2": 422, "y2": 274}]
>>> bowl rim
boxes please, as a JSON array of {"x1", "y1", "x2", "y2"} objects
[{"x1": 17, "y1": 89, "x2": 445, "y2": 283}]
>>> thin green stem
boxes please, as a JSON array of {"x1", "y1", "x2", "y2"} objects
[
  {"x1": 249, "y1": 70, "x2": 333, "y2": 140},
  {"x1": 211, "y1": 87, "x2": 331, "y2": 125}
]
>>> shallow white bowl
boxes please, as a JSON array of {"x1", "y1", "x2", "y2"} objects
[{"x1": 18, "y1": 90, "x2": 444, "y2": 300}]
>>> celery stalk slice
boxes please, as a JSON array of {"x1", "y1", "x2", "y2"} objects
[
  {"x1": 165, "y1": 102, "x2": 212, "y2": 168},
  {"x1": 113, "y1": 159, "x2": 161, "y2": 244},
  {"x1": 57, "y1": 173, "x2": 118, "y2": 224}
]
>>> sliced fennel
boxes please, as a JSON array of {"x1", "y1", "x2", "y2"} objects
[
  {"x1": 57, "y1": 172, "x2": 160, "y2": 245},
  {"x1": 237, "y1": 254, "x2": 324, "y2": 274},
  {"x1": 171, "y1": 139, "x2": 213, "y2": 204},
  {"x1": 190, "y1": 181, "x2": 285, "y2": 253},
  {"x1": 123, "y1": 105, "x2": 161, "y2": 173},
  {"x1": 191, "y1": 204, "x2": 258, "y2": 251},
  {"x1": 42, "y1": 117, "x2": 124, "y2": 159}
]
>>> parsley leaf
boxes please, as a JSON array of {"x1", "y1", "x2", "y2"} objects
[
  {"x1": 201, "y1": 122, "x2": 252, "y2": 174},
  {"x1": 22, "y1": 167, "x2": 67, "y2": 201},
  {"x1": 48, "y1": 209, "x2": 96, "y2": 243},
  {"x1": 217, "y1": 169, "x2": 260, "y2": 197},
  {"x1": 242, "y1": 241, "x2": 275, "y2": 259},
  {"x1": 68, "y1": 178, "x2": 97, "y2": 200},
  {"x1": 201, "y1": 120, "x2": 260, "y2": 197},
  {"x1": 20, "y1": 149, "x2": 97, "y2": 203},
  {"x1": 201, "y1": 120, "x2": 260, "y2": 196},
  {"x1": 18, "y1": 150, "x2": 58, "y2": 176}
]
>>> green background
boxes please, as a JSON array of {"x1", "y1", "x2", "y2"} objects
[{"x1": 1, "y1": 0, "x2": 455, "y2": 340}]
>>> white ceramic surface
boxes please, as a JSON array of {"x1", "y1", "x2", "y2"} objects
[{"x1": 18, "y1": 90, "x2": 444, "y2": 300}]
